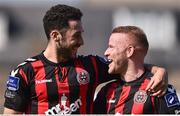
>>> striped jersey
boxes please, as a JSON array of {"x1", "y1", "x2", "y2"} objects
[
  {"x1": 4, "y1": 52, "x2": 114, "y2": 114},
  {"x1": 93, "y1": 70, "x2": 180, "y2": 114}
]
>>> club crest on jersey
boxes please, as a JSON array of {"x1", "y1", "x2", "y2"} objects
[
  {"x1": 76, "y1": 70, "x2": 90, "y2": 85},
  {"x1": 134, "y1": 90, "x2": 148, "y2": 104},
  {"x1": 7, "y1": 76, "x2": 20, "y2": 91}
]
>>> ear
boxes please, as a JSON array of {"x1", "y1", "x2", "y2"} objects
[
  {"x1": 50, "y1": 30, "x2": 62, "y2": 42},
  {"x1": 126, "y1": 46, "x2": 135, "y2": 58}
]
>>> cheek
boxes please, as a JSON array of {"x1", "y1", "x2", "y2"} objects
[
  {"x1": 69, "y1": 39, "x2": 78, "y2": 46},
  {"x1": 116, "y1": 53, "x2": 127, "y2": 65},
  {"x1": 59, "y1": 39, "x2": 68, "y2": 47},
  {"x1": 114, "y1": 50, "x2": 122, "y2": 61}
]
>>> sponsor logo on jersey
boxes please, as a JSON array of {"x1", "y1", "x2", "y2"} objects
[
  {"x1": 165, "y1": 86, "x2": 180, "y2": 107},
  {"x1": 45, "y1": 94, "x2": 82, "y2": 115},
  {"x1": 76, "y1": 70, "x2": 90, "y2": 85},
  {"x1": 35, "y1": 79, "x2": 52, "y2": 84},
  {"x1": 134, "y1": 90, "x2": 148, "y2": 104},
  {"x1": 7, "y1": 76, "x2": 20, "y2": 91}
]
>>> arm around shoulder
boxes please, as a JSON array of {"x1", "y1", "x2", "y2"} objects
[{"x1": 145, "y1": 64, "x2": 168, "y2": 96}]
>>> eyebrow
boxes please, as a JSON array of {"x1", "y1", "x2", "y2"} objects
[{"x1": 70, "y1": 25, "x2": 81, "y2": 31}]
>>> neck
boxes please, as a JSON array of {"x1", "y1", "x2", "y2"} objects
[
  {"x1": 43, "y1": 43, "x2": 69, "y2": 63},
  {"x1": 121, "y1": 61, "x2": 145, "y2": 82}
]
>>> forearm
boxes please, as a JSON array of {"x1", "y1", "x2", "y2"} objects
[
  {"x1": 145, "y1": 64, "x2": 168, "y2": 96},
  {"x1": 3, "y1": 107, "x2": 22, "y2": 114}
]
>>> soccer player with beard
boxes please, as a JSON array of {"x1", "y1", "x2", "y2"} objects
[{"x1": 4, "y1": 5, "x2": 167, "y2": 115}]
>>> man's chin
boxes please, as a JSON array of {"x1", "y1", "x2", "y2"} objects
[
  {"x1": 108, "y1": 69, "x2": 113, "y2": 74},
  {"x1": 108, "y1": 69, "x2": 118, "y2": 75}
]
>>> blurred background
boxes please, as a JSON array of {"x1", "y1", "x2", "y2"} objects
[{"x1": 0, "y1": 0, "x2": 180, "y2": 113}]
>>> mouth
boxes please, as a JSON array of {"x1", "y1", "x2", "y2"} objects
[{"x1": 107, "y1": 58, "x2": 113, "y2": 64}]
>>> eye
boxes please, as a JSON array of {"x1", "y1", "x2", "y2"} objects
[{"x1": 109, "y1": 45, "x2": 113, "y2": 48}]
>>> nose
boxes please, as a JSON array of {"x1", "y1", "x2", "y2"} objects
[
  {"x1": 79, "y1": 30, "x2": 84, "y2": 46},
  {"x1": 104, "y1": 48, "x2": 109, "y2": 57},
  {"x1": 79, "y1": 37, "x2": 84, "y2": 46},
  {"x1": 81, "y1": 27, "x2": 84, "y2": 33}
]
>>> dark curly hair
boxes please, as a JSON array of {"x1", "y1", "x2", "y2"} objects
[{"x1": 43, "y1": 4, "x2": 83, "y2": 39}]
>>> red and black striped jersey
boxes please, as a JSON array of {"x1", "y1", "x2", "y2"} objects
[
  {"x1": 93, "y1": 70, "x2": 180, "y2": 114},
  {"x1": 4, "y1": 52, "x2": 115, "y2": 114}
]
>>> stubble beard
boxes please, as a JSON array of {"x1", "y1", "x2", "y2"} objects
[{"x1": 58, "y1": 47, "x2": 72, "y2": 60}]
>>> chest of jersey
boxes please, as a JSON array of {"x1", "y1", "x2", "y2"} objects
[
  {"x1": 106, "y1": 81, "x2": 155, "y2": 114},
  {"x1": 29, "y1": 62, "x2": 97, "y2": 114}
]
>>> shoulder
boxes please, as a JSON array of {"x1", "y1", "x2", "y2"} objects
[
  {"x1": 7, "y1": 55, "x2": 41, "y2": 91},
  {"x1": 94, "y1": 79, "x2": 118, "y2": 99},
  {"x1": 16, "y1": 54, "x2": 41, "y2": 69},
  {"x1": 9, "y1": 54, "x2": 41, "y2": 76},
  {"x1": 77, "y1": 55, "x2": 110, "y2": 64}
]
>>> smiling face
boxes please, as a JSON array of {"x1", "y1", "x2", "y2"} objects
[
  {"x1": 57, "y1": 20, "x2": 84, "y2": 59},
  {"x1": 104, "y1": 33, "x2": 129, "y2": 74}
]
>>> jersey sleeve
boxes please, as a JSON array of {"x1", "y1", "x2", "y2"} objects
[
  {"x1": 95, "y1": 55, "x2": 118, "y2": 84},
  {"x1": 4, "y1": 67, "x2": 30, "y2": 112},
  {"x1": 155, "y1": 84, "x2": 180, "y2": 114}
]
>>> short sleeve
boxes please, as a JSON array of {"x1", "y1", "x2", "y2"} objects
[
  {"x1": 4, "y1": 67, "x2": 29, "y2": 112},
  {"x1": 95, "y1": 56, "x2": 118, "y2": 84},
  {"x1": 155, "y1": 85, "x2": 180, "y2": 114}
]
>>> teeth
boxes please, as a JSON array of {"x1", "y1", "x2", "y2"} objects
[
  {"x1": 108, "y1": 59, "x2": 112, "y2": 62},
  {"x1": 107, "y1": 59, "x2": 112, "y2": 63}
]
